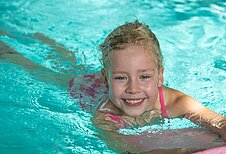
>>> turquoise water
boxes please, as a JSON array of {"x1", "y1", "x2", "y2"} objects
[{"x1": 0, "y1": 0, "x2": 226, "y2": 153}]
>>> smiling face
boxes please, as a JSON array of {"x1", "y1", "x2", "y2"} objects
[{"x1": 105, "y1": 45, "x2": 164, "y2": 117}]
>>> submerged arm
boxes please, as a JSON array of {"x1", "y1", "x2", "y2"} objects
[
  {"x1": 32, "y1": 32, "x2": 77, "y2": 73},
  {"x1": 0, "y1": 31, "x2": 75, "y2": 89},
  {"x1": 93, "y1": 111, "x2": 214, "y2": 153}
]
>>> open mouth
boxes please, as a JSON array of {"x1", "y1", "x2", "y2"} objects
[{"x1": 123, "y1": 98, "x2": 144, "y2": 107}]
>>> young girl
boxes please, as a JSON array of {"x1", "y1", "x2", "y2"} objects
[
  {"x1": 88, "y1": 20, "x2": 226, "y2": 141},
  {"x1": 1, "y1": 21, "x2": 225, "y2": 153}
]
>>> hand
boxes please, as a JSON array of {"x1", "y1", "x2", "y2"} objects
[
  {"x1": 135, "y1": 109, "x2": 162, "y2": 126},
  {"x1": 220, "y1": 123, "x2": 226, "y2": 140},
  {"x1": 92, "y1": 112, "x2": 126, "y2": 131},
  {"x1": 93, "y1": 109, "x2": 163, "y2": 131}
]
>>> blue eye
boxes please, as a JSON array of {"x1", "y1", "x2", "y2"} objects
[
  {"x1": 115, "y1": 76, "x2": 127, "y2": 80},
  {"x1": 140, "y1": 75, "x2": 150, "y2": 79}
]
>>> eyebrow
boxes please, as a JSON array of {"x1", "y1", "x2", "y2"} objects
[
  {"x1": 138, "y1": 69, "x2": 155, "y2": 73},
  {"x1": 112, "y1": 71, "x2": 127, "y2": 74},
  {"x1": 112, "y1": 69, "x2": 155, "y2": 74}
]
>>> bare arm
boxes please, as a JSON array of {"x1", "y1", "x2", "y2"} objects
[{"x1": 171, "y1": 94, "x2": 226, "y2": 139}]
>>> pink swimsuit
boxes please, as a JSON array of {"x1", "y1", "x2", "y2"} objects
[
  {"x1": 159, "y1": 86, "x2": 168, "y2": 118},
  {"x1": 68, "y1": 73, "x2": 169, "y2": 127},
  {"x1": 68, "y1": 73, "x2": 108, "y2": 112}
]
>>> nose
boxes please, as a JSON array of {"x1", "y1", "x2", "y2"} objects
[{"x1": 125, "y1": 78, "x2": 140, "y2": 94}]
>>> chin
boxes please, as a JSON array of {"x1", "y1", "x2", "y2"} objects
[{"x1": 126, "y1": 111, "x2": 144, "y2": 117}]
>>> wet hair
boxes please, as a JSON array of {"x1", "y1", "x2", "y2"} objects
[{"x1": 99, "y1": 20, "x2": 163, "y2": 74}]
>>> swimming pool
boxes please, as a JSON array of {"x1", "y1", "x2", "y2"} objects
[{"x1": 0, "y1": 0, "x2": 225, "y2": 153}]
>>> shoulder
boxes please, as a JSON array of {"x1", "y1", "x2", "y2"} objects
[{"x1": 162, "y1": 86, "x2": 204, "y2": 118}]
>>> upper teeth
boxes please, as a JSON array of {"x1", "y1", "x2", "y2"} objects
[{"x1": 125, "y1": 99, "x2": 143, "y2": 104}]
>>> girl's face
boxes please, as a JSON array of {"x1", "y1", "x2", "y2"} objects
[{"x1": 105, "y1": 45, "x2": 163, "y2": 117}]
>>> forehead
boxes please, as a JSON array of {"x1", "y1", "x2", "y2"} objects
[{"x1": 109, "y1": 45, "x2": 157, "y2": 71}]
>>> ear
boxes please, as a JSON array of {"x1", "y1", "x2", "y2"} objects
[
  {"x1": 158, "y1": 67, "x2": 164, "y2": 87},
  {"x1": 101, "y1": 68, "x2": 109, "y2": 88}
]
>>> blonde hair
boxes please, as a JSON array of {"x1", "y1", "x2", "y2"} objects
[{"x1": 99, "y1": 20, "x2": 163, "y2": 73}]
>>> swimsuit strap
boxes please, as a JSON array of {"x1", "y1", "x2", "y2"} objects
[{"x1": 159, "y1": 87, "x2": 168, "y2": 118}]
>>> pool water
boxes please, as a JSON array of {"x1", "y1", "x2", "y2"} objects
[{"x1": 0, "y1": 0, "x2": 226, "y2": 153}]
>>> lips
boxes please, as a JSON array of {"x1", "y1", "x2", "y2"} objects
[{"x1": 123, "y1": 98, "x2": 144, "y2": 107}]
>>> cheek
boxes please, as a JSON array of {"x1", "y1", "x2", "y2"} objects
[
  {"x1": 146, "y1": 86, "x2": 158, "y2": 97},
  {"x1": 143, "y1": 80, "x2": 159, "y2": 98},
  {"x1": 108, "y1": 81, "x2": 122, "y2": 98}
]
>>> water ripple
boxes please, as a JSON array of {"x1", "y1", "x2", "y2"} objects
[{"x1": 214, "y1": 59, "x2": 226, "y2": 71}]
